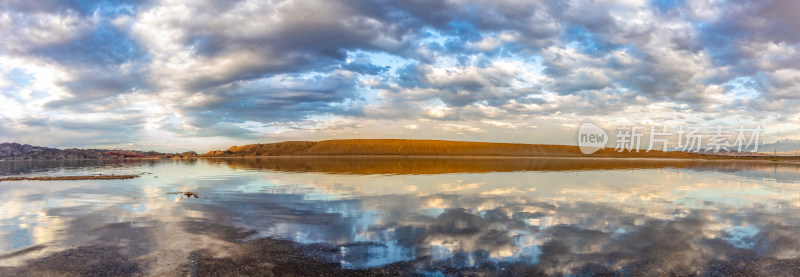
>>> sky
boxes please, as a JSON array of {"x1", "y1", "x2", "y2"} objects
[{"x1": 1, "y1": 0, "x2": 800, "y2": 152}]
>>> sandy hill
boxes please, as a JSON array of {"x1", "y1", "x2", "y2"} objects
[{"x1": 200, "y1": 139, "x2": 708, "y2": 158}]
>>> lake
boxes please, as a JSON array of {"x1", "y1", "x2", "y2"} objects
[{"x1": 1, "y1": 157, "x2": 800, "y2": 276}]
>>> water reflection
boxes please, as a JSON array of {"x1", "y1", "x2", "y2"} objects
[
  {"x1": 1, "y1": 158, "x2": 800, "y2": 275},
  {"x1": 0, "y1": 159, "x2": 161, "y2": 177},
  {"x1": 212, "y1": 156, "x2": 800, "y2": 175}
]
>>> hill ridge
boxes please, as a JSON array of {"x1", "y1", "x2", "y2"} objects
[
  {"x1": 0, "y1": 142, "x2": 194, "y2": 160},
  {"x1": 201, "y1": 139, "x2": 707, "y2": 158}
]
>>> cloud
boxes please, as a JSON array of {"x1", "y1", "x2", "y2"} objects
[
  {"x1": 2, "y1": 0, "x2": 800, "y2": 149},
  {"x1": 175, "y1": 69, "x2": 362, "y2": 127},
  {"x1": 440, "y1": 123, "x2": 484, "y2": 133},
  {"x1": 129, "y1": 0, "x2": 426, "y2": 91}
]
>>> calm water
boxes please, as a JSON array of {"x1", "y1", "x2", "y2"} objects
[{"x1": 1, "y1": 158, "x2": 800, "y2": 275}]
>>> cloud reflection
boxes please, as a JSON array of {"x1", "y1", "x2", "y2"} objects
[{"x1": 1, "y1": 159, "x2": 800, "y2": 275}]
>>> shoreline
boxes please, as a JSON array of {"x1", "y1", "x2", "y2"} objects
[
  {"x1": 0, "y1": 174, "x2": 142, "y2": 182},
  {"x1": 1, "y1": 154, "x2": 799, "y2": 162},
  {"x1": 196, "y1": 154, "x2": 800, "y2": 163}
]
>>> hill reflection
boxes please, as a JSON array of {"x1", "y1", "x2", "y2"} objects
[{"x1": 215, "y1": 156, "x2": 800, "y2": 176}]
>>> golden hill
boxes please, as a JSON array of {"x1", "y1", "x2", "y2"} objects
[{"x1": 200, "y1": 139, "x2": 708, "y2": 158}]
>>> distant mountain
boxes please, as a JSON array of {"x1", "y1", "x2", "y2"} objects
[
  {"x1": 0, "y1": 142, "x2": 191, "y2": 160},
  {"x1": 200, "y1": 139, "x2": 710, "y2": 158},
  {"x1": 758, "y1": 139, "x2": 800, "y2": 154}
]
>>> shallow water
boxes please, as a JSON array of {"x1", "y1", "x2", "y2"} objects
[{"x1": 1, "y1": 158, "x2": 800, "y2": 275}]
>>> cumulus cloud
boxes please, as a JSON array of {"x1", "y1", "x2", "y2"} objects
[{"x1": 1, "y1": 0, "x2": 800, "y2": 149}]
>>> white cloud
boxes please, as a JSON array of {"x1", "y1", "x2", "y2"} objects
[
  {"x1": 1, "y1": 0, "x2": 799, "y2": 150},
  {"x1": 440, "y1": 123, "x2": 485, "y2": 133}
]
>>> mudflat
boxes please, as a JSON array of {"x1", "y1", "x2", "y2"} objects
[{"x1": 0, "y1": 174, "x2": 141, "y2": 182}]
